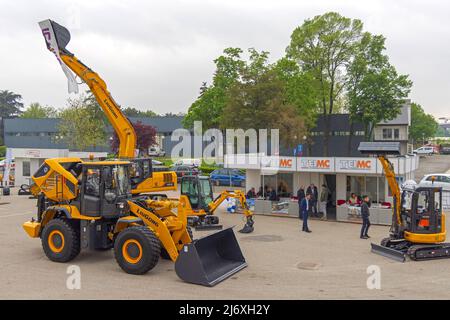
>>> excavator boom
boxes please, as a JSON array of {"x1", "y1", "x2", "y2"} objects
[{"x1": 39, "y1": 19, "x2": 136, "y2": 159}]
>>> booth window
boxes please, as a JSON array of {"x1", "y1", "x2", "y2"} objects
[
  {"x1": 346, "y1": 175, "x2": 386, "y2": 203},
  {"x1": 23, "y1": 161, "x2": 31, "y2": 177}
]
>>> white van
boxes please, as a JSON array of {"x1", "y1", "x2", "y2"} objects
[
  {"x1": 413, "y1": 146, "x2": 434, "y2": 156},
  {"x1": 174, "y1": 158, "x2": 202, "y2": 167}
]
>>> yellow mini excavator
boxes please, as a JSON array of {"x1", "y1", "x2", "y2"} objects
[
  {"x1": 23, "y1": 158, "x2": 247, "y2": 286},
  {"x1": 359, "y1": 142, "x2": 450, "y2": 262},
  {"x1": 38, "y1": 19, "x2": 176, "y2": 195},
  {"x1": 180, "y1": 175, "x2": 254, "y2": 233}
]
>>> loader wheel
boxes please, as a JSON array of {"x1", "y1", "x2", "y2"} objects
[
  {"x1": 41, "y1": 218, "x2": 80, "y2": 263},
  {"x1": 114, "y1": 226, "x2": 161, "y2": 275},
  {"x1": 160, "y1": 226, "x2": 193, "y2": 260}
]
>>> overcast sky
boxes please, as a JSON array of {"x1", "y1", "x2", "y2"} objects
[{"x1": 0, "y1": 0, "x2": 449, "y2": 118}]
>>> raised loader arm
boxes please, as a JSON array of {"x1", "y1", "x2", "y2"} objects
[{"x1": 39, "y1": 20, "x2": 136, "y2": 159}]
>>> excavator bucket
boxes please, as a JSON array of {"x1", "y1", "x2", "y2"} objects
[
  {"x1": 371, "y1": 243, "x2": 406, "y2": 262},
  {"x1": 175, "y1": 227, "x2": 247, "y2": 286},
  {"x1": 38, "y1": 19, "x2": 79, "y2": 94}
]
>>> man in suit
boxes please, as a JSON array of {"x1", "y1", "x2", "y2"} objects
[
  {"x1": 306, "y1": 184, "x2": 319, "y2": 217},
  {"x1": 360, "y1": 195, "x2": 371, "y2": 239},
  {"x1": 300, "y1": 193, "x2": 312, "y2": 233},
  {"x1": 297, "y1": 186, "x2": 305, "y2": 220}
]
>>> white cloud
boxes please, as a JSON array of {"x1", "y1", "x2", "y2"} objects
[{"x1": 0, "y1": 0, "x2": 448, "y2": 117}]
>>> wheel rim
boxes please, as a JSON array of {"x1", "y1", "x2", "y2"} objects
[
  {"x1": 122, "y1": 239, "x2": 143, "y2": 264},
  {"x1": 48, "y1": 230, "x2": 65, "y2": 253}
]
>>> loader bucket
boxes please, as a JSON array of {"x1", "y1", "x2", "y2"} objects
[
  {"x1": 371, "y1": 243, "x2": 406, "y2": 262},
  {"x1": 175, "y1": 227, "x2": 247, "y2": 286}
]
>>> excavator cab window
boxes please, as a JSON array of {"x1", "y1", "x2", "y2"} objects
[
  {"x1": 181, "y1": 177, "x2": 200, "y2": 209},
  {"x1": 410, "y1": 188, "x2": 442, "y2": 234},
  {"x1": 181, "y1": 176, "x2": 214, "y2": 211},
  {"x1": 130, "y1": 159, "x2": 152, "y2": 186}
]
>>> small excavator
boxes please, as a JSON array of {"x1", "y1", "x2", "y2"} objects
[
  {"x1": 181, "y1": 175, "x2": 254, "y2": 233},
  {"x1": 38, "y1": 19, "x2": 255, "y2": 233},
  {"x1": 358, "y1": 142, "x2": 450, "y2": 262}
]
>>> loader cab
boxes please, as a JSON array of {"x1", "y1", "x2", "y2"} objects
[
  {"x1": 130, "y1": 158, "x2": 152, "y2": 187},
  {"x1": 77, "y1": 162, "x2": 131, "y2": 217},
  {"x1": 402, "y1": 186, "x2": 444, "y2": 235},
  {"x1": 181, "y1": 176, "x2": 214, "y2": 211}
]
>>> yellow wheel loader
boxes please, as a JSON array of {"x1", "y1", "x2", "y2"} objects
[
  {"x1": 358, "y1": 142, "x2": 450, "y2": 262},
  {"x1": 38, "y1": 19, "x2": 256, "y2": 233},
  {"x1": 180, "y1": 175, "x2": 254, "y2": 233},
  {"x1": 23, "y1": 158, "x2": 247, "y2": 286}
]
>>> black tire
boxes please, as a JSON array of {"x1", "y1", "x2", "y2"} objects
[
  {"x1": 160, "y1": 226, "x2": 193, "y2": 260},
  {"x1": 114, "y1": 226, "x2": 161, "y2": 275},
  {"x1": 41, "y1": 218, "x2": 80, "y2": 263}
]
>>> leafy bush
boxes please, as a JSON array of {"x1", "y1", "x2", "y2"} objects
[{"x1": 0, "y1": 146, "x2": 6, "y2": 158}]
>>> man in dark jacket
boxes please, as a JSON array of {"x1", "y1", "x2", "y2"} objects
[
  {"x1": 300, "y1": 193, "x2": 312, "y2": 233},
  {"x1": 306, "y1": 184, "x2": 319, "y2": 216},
  {"x1": 297, "y1": 186, "x2": 305, "y2": 219},
  {"x1": 360, "y1": 195, "x2": 371, "y2": 239}
]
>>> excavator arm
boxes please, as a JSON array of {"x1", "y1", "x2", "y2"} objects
[
  {"x1": 208, "y1": 190, "x2": 254, "y2": 233},
  {"x1": 39, "y1": 19, "x2": 136, "y2": 159},
  {"x1": 378, "y1": 156, "x2": 402, "y2": 228},
  {"x1": 60, "y1": 55, "x2": 137, "y2": 158}
]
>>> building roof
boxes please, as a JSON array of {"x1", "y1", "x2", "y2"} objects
[
  {"x1": 4, "y1": 118, "x2": 61, "y2": 133},
  {"x1": 128, "y1": 116, "x2": 183, "y2": 133}
]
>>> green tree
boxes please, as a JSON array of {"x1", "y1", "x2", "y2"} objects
[
  {"x1": 122, "y1": 107, "x2": 157, "y2": 117},
  {"x1": 409, "y1": 103, "x2": 438, "y2": 145},
  {"x1": 21, "y1": 103, "x2": 58, "y2": 118},
  {"x1": 57, "y1": 95, "x2": 107, "y2": 150},
  {"x1": 273, "y1": 57, "x2": 321, "y2": 131},
  {"x1": 222, "y1": 52, "x2": 306, "y2": 149},
  {"x1": 183, "y1": 47, "x2": 245, "y2": 129},
  {"x1": 287, "y1": 12, "x2": 364, "y2": 155},
  {"x1": 0, "y1": 90, "x2": 24, "y2": 118},
  {"x1": 346, "y1": 33, "x2": 412, "y2": 140}
]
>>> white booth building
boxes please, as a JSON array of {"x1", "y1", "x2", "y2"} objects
[{"x1": 225, "y1": 154, "x2": 420, "y2": 224}]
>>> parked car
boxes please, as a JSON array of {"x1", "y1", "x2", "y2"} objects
[
  {"x1": 440, "y1": 145, "x2": 450, "y2": 155},
  {"x1": 210, "y1": 168, "x2": 245, "y2": 187},
  {"x1": 174, "y1": 158, "x2": 202, "y2": 167},
  {"x1": 413, "y1": 146, "x2": 435, "y2": 155},
  {"x1": 148, "y1": 146, "x2": 165, "y2": 157},
  {"x1": 418, "y1": 174, "x2": 450, "y2": 191},
  {"x1": 171, "y1": 165, "x2": 200, "y2": 181}
]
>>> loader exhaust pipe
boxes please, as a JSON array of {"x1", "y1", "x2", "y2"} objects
[{"x1": 175, "y1": 227, "x2": 247, "y2": 286}]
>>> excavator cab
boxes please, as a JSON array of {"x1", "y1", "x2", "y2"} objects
[
  {"x1": 130, "y1": 158, "x2": 152, "y2": 187},
  {"x1": 402, "y1": 186, "x2": 445, "y2": 240},
  {"x1": 181, "y1": 175, "x2": 221, "y2": 230},
  {"x1": 181, "y1": 175, "x2": 213, "y2": 211}
]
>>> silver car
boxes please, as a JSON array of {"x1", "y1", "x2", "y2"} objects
[{"x1": 418, "y1": 174, "x2": 450, "y2": 191}]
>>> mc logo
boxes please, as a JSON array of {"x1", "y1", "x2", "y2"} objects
[
  {"x1": 279, "y1": 159, "x2": 292, "y2": 168},
  {"x1": 316, "y1": 160, "x2": 330, "y2": 168},
  {"x1": 356, "y1": 160, "x2": 372, "y2": 169}
]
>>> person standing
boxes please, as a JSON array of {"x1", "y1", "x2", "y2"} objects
[
  {"x1": 307, "y1": 184, "x2": 319, "y2": 217},
  {"x1": 319, "y1": 184, "x2": 329, "y2": 220},
  {"x1": 360, "y1": 195, "x2": 371, "y2": 239},
  {"x1": 297, "y1": 186, "x2": 305, "y2": 219},
  {"x1": 300, "y1": 193, "x2": 312, "y2": 233}
]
